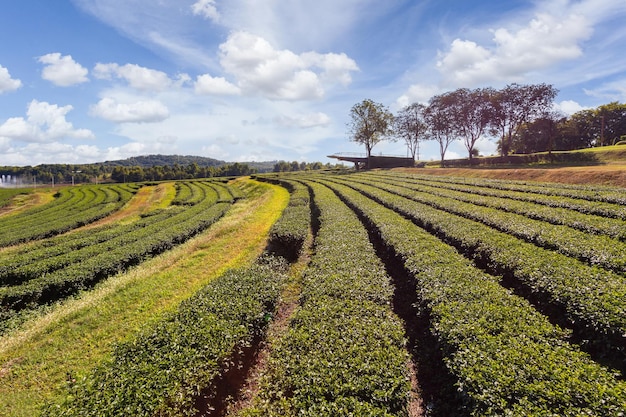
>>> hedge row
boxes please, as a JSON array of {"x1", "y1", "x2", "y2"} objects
[
  {"x1": 0, "y1": 182, "x2": 221, "y2": 286},
  {"x1": 383, "y1": 172, "x2": 626, "y2": 219},
  {"x1": 171, "y1": 181, "x2": 202, "y2": 206},
  {"x1": 332, "y1": 176, "x2": 626, "y2": 369},
  {"x1": 0, "y1": 184, "x2": 136, "y2": 247},
  {"x1": 265, "y1": 179, "x2": 311, "y2": 261},
  {"x1": 44, "y1": 259, "x2": 289, "y2": 417},
  {"x1": 353, "y1": 174, "x2": 626, "y2": 274},
  {"x1": 0, "y1": 191, "x2": 230, "y2": 322},
  {"x1": 373, "y1": 173, "x2": 626, "y2": 241},
  {"x1": 0, "y1": 208, "x2": 187, "y2": 286},
  {"x1": 246, "y1": 181, "x2": 411, "y2": 416},
  {"x1": 0, "y1": 181, "x2": 225, "y2": 286},
  {"x1": 210, "y1": 181, "x2": 239, "y2": 202},
  {"x1": 322, "y1": 178, "x2": 626, "y2": 416},
  {"x1": 0, "y1": 188, "x2": 29, "y2": 209},
  {"x1": 405, "y1": 171, "x2": 626, "y2": 205}
]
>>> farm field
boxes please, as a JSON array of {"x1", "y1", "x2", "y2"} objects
[{"x1": 1, "y1": 170, "x2": 625, "y2": 416}]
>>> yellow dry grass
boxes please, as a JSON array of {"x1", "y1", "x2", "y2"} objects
[{"x1": 0, "y1": 189, "x2": 55, "y2": 218}]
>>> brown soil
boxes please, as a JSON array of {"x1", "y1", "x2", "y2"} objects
[{"x1": 398, "y1": 165, "x2": 626, "y2": 188}]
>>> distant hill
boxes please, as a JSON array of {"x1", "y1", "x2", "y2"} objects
[
  {"x1": 99, "y1": 155, "x2": 278, "y2": 173},
  {"x1": 100, "y1": 154, "x2": 226, "y2": 168}
]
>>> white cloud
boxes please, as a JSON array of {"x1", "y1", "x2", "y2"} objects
[
  {"x1": 218, "y1": 31, "x2": 358, "y2": 100},
  {"x1": 0, "y1": 137, "x2": 11, "y2": 154},
  {"x1": 0, "y1": 65, "x2": 22, "y2": 94},
  {"x1": 555, "y1": 100, "x2": 589, "y2": 115},
  {"x1": 437, "y1": 10, "x2": 594, "y2": 86},
  {"x1": 396, "y1": 84, "x2": 441, "y2": 108},
  {"x1": 0, "y1": 117, "x2": 40, "y2": 142},
  {"x1": 39, "y1": 53, "x2": 89, "y2": 86},
  {"x1": 302, "y1": 52, "x2": 359, "y2": 86},
  {"x1": 93, "y1": 63, "x2": 173, "y2": 91},
  {"x1": 1, "y1": 142, "x2": 104, "y2": 166},
  {"x1": 274, "y1": 112, "x2": 331, "y2": 129},
  {"x1": 216, "y1": 0, "x2": 392, "y2": 50},
  {"x1": 191, "y1": 0, "x2": 220, "y2": 23},
  {"x1": 90, "y1": 97, "x2": 170, "y2": 123},
  {"x1": 0, "y1": 100, "x2": 94, "y2": 143},
  {"x1": 194, "y1": 74, "x2": 241, "y2": 95}
]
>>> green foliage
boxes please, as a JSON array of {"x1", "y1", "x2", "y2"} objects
[
  {"x1": 0, "y1": 184, "x2": 136, "y2": 247},
  {"x1": 322, "y1": 177, "x2": 626, "y2": 416},
  {"x1": 247, "y1": 182, "x2": 410, "y2": 416},
  {"x1": 376, "y1": 173, "x2": 626, "y2": 240},
  {"x1": 5, "y1": 172, "x2": 626, "y2": 416},
  {"x1": 264, "y1": 179, "x2": 310, "y2": 261},
  {"x1": 44, "y1": 261, "x2": 288, "y2": 417},
  {"x1": 336, "y1": 174, "x2": 626, "y2": 361},
  {"x1": 0, "y1": 188, "x2": 30, "y2": 209},
  {"x1": 348, "y1": 99, "x2": 394, "y2": 158},
  {"x1": 359, "y1": 174, "x2": 626, "y2": 273},
  {"x1": 0, "y1": 182, "x2": 235, "y2": 327}
]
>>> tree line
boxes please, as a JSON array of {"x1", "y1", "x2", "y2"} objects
[
  {"x1": 348, "y1": 83, "x2": 626, "y2": 166},
  {"x1": 1, "y1": 158, "x2": 344, "y2": 187},
  {"x1": 272, "y1": 160, "x2": 343, "y2": 172},
  {"x1": 0, "y1": 162, "x2": 258, "y2": 186}
]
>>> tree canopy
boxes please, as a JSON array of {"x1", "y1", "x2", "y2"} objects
[
  {"x1": 348, "y1": 85, "x2": 625, "y2": 167},
  {"x1": 347, "y1": 99, "x2": 394, "y2": 161},
  {"x1": 490, "y1": 83, "x2": 558, "y2": 156},
  {"x1": 393, "y1": 103, "x2": 429, "y2": 161},
  {"x1": 425, "y1": 92, "x2": 458, "y2": 166}
]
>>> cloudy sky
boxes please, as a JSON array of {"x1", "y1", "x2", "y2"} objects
[{"x1": 1, "y1": 0, "x2": 625, "y2": 166}]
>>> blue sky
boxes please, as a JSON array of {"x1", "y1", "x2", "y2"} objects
[{"x1": 1, "y1": 0, "x2": 626, "y2": 166}]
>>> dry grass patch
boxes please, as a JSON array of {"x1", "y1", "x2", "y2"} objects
[
  {"x1": 0, "y1": 189, "x2": 55, "y2": 218},
  {"x1": 80, "y1": 182, "x2": 177, "y2": 230}
]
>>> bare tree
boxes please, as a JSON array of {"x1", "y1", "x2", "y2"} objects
[
  {"x1": 347, "y1": 99, "x2": 394, "y2": 164},
  {"x1": 394, "y1": 103, "x2": 430, "y2": 161}
]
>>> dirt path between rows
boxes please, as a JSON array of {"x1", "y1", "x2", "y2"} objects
[{"x1": 209, "y1": 227, "x2": 426, "y2": 416}]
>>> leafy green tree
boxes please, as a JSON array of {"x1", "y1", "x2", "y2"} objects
[
  {"x1": 596, "y1": 102, "x2": 626, "y2": 146},
  {"x1": 451, "y1": 87, "x2": 495, "y2": 161},
  {"x1": 511, "y1": 110, "x2": 564, "y2": 154},
  {"x1": 347, "y1": 99, "x2": 394, "y2": 165},
  {"x1": 490, "y1": 83, "x2": 558, "y2": 156}
]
